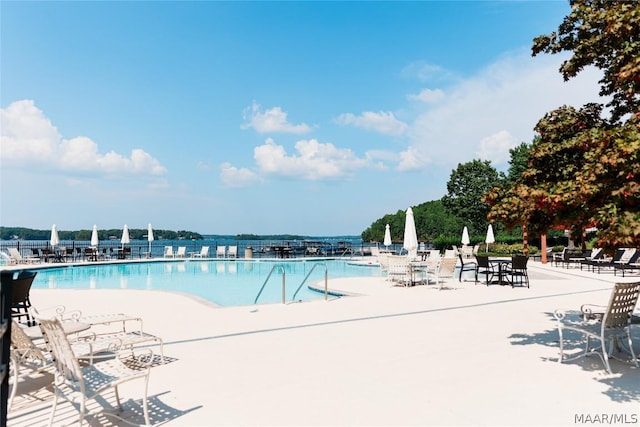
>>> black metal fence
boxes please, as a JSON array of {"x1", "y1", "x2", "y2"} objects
[{"x1": 0, "y1": 239, "x2": 390, "y2": 261}]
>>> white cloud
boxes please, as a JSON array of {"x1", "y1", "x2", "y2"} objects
[
  {"x1": 397, "y1": 146, "x2": 431, "y2": 172},
  {"x1": 407, "y1": 88, "x2": 445, "y2": 104},
  {"x1": 406, "y1": 51, "x2": 605, "y2": 168},
  {"x1": 219, "y1": 162, "x2": 260, "y2": 188},
  {"x1": 335, "y1": 111, "x2": 408, "y2": 137},
  {"x1": 253, "y1": 137, "x2": 370, "y2": 180},
  {"x1": 476, "y1": 130, "x2": 517, "y2": 163},
  {"x1": 0, "y1": 99, "x2": 167, "y2": 176},
  {"x1": 400, "y1": 61, "x2": 455, "y2": 82},
  {"x1": 241, "y1": 101, "x2": 312, "y2": 134}
]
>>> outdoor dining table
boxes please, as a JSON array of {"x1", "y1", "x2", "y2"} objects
[
  {"x1": 489, "y1": 257, "x2": 512, "y2": 286},
  {"x1": 85, "y1": 248, "x2": 98, "y2": 262},
  {"x1": 271, "y1": 246, "x2": 292, "y2": 258},
  {"x1": 408, "y1": 260, "x2": 428, "y2": 285}
]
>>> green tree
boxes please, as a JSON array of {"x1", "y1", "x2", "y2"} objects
[
  {"x1": 488, "y1": 0, "x2": 640, "y2": 251},
  {"x1": 486, "y1": 105, "x2": 606, "y2": 237},
  {"x1": 532, "y1": 0, "x2": 640, "y2": 123},
  {"x1": 441, "y1": 160, "x2": 501, "y2": 235},
  {"x1": 361, "y1": 200, "x2": 465, "y2": 243},
  {"x1": 506, "y1": 141, "x2": 532, "y2": 183}
]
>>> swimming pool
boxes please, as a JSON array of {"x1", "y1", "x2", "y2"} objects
[{"x1": 31, "y1": 259, "x2": 381, "y2": 306}]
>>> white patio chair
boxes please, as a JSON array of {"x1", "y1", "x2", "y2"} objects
[
  {"x1": 8, "y1": 319, "x2": 125, "y2": 409},
  {"x1": 216, "y1": 246, "x2": 226, "y2": 258},
  {"x1": 423, "y1": 254, "x2": 441, "y2": 284},
  {"x1": 191, "y1": 246, "x2": 210, "y2": 258},
  {"x1": 50, "y1": 307, "x2": 165, "y2": 364},
  {"x1": 554, "y1": 281, "x2": 640, "y2": 374},
  {"x1": 35, "y1": 314, "x2": 153, "y2": 426},
  {"x1": 386, "y1": 255, "x2": 411, "y2": 286},
  {"x1": 163, "y1": 246, "x2": 174, "y2": 258},
  {"x1": 175, "y1": 246, "x2": 187, "y2": 258},
  {"x1": 377, "y1": 252, "x2": 390, "y2": 275},
  {"x1": 435, "y1": 256, "x2": 457, "y2": 290},
  {"x1": 228, "y1": 245, "x2": 238, "y2": 258}
]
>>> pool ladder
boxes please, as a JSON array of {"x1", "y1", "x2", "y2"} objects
[{"x1": 253, "y1": 263, "x2": 328, "y2": 305}]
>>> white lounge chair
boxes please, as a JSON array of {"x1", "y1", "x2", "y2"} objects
[
  {"x1": 228, "y1": 245, "x2": 238, "y2": 258},
  {"x1": 35, "y1": 314, "x2": 153, "y2": 426},
  {"x1": 175, "y1": 246, "x2": 187, "y2": 258},
  {"x1": 163, "y1": 246, "x2": 174, "y2": 258},
  {"x1": 0, "y1": 250, "x2": 16, "y2": 265},
  {"x1": 8, "y1": 248, "x2": 39, "y2": 264},
  {"x1": 216, "y1": 246, "x2": 226, "y2": 258},
  {"x1": 191, "y1": 246, "x2": 210, "y2": 258},
  {"x1": 554, "y1": 281, "x2": 640, "y2": 374}
]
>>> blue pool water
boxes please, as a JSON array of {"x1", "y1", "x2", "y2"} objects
[{"x1": 31, "y1": 259, "x2": 380, "y2": 306}]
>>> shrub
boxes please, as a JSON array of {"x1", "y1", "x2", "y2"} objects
[{"x1": 479, "y1": 243, "x2": 539, "y2": 256}]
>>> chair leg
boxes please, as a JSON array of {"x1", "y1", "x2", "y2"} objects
[
  {"x1": 48, "y1": 392, "x2": 59, "y2": 426},
  {"x1": 600, "y1": 337, "x2": 613, "y2": 374},
  {"x1": 8, "y1": 356, "x2": 18, "y2": 410},
  {"x1": 79, "y1": 398, "x2": 87, "y2": 426},
  {"x1": 143, "y1": 373, "x2": 151, "y2": 426},
  {"x1": 114, "y1": 385, "x2": 122, "y2": 409},
  {"x1": 557, "y1": 327, "x2": 565, "y2": 364},
  {"x1": 626, "y1": 331, "x2": 640, "y2": 368}
]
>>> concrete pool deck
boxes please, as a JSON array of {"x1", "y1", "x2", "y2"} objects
[{"x1": 7, "y1": 260, "x2": 640, "y2": 426}]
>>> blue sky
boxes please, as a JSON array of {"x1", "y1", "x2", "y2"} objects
[{"x1": 1, "y1": 1, "x2": 604, "y2": 236}]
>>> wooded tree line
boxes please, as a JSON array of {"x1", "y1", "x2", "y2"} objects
[
  {"x1": 363, "y1": 0, "x2": 639, "y2": 252},
  {"x1": 0, "y1": 227, "x2": 203, "y2": 241}
]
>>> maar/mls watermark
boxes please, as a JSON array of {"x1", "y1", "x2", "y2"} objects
[{"x1": 575, "y1": 413, "x2": 639, "y2": 425}]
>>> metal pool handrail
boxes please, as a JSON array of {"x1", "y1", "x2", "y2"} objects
[
  {"x1": 292, "y1": 263, "x2": 328, "y2": 302},
  {"x1": 254, "y1": 264, "x2": 286, "y2": 305}
]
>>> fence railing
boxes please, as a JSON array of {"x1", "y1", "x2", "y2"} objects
[{"x1": 0, "y1": 240, "x2": 393, "y2": 261}]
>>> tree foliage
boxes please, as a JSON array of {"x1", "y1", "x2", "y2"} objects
[
  {"x1": 506, "y1": 141, "x2": 532, "y2": 183},
  {"x1": 0, "y1": 226, "x2": 203, "y2": 241},
  {"x1": 487, "y1": 0, "x2": 640, "y2": 251},
  {"x1": 487, "y1": 106, "x2": 639, "y2": 249},
  {"x1": 532, "y1": 0, "x2": 640, "y2": 123},
  {"x1": 361, "y1": 200, "x2": 464, "y2": 243},
  {"x1": 441, "y1": 160, "x2": 502, "y2": 235}
]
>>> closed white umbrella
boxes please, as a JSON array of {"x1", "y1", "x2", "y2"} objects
[
  {"x1": 461, "y1": 226, "x2": 470, "y2": 246},
  {"x1": 121, "y1": 224, "x2": 130, "y2": 247},
  {"x1": 403, "y1": 207, "x2": 418, "y2": 259},
  {"x1": 90, "y1": 225, "x2": 99, "y2": 247},
  {"x1": 50, "y1": 224, "x2": 59, "y2": 247},
  {"x1": 383, "y1": 224, "x2": 392, "y2": 249},
  {"x1": 147, "y1": 223, "x2": 154, "y2": 256},
  {"x1": 485, "y1": 224, "x2": 495, "y2": 252}
]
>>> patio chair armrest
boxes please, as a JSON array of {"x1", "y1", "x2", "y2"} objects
[
  {"x1": 553, "y1": 309, "x2": 582, "y2": 321},
  {"x1": 580, "y1": 304, "x2": 606, "y2": 321},
  {"x1": 34, "y1": 305, "x2": 83, "y2": 321}
]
